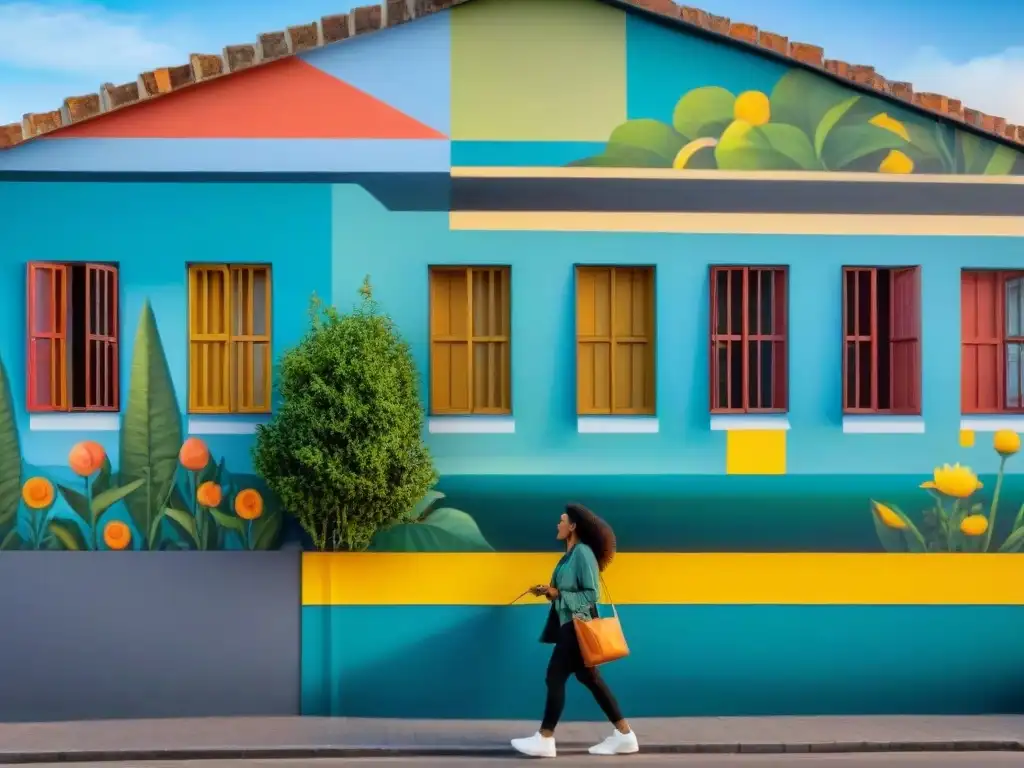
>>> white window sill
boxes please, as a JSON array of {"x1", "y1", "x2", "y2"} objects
[
  {"x1": 843, "y1": 415, "x2": 925, "y2": 434},
  {"x1": 188, "y1": 415, "x2": 270, "y2": 435},
  {"x1": 428, "y1": 416, "x2": 515, "y2": 434},
  {"x1": 577, "y1": 417, "x2": 659, "y2": 434},
  {"x1": 29, "y1": 413, "x2": 120, "y2": 432},
  {"x1": 710, "y1": 415, "x2": 790, "y2": 431},
  {"x1": 960, "y1": 415, "x2": 1024, "y2": 432}
]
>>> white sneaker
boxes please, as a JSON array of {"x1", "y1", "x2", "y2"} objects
[
  {"x1": 511, "y1": 732, "x2": 557, "y2": 758},
  {"x1": 589, "y1": 728, "x2": 639, "y2": 755}
]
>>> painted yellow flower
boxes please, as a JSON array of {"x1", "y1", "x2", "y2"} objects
[
  {"x1": 869, "y1": 113, "x2": 910, "y2": 141},
  {"x1": 879, "y1": 149, "x2": 914, "y2": 174},
  {"x1": 994, "y1": 429, "x2": 1020, "y2": 457},
  {"x1": 733, "y1": 91, "x2": 770, "y2": 126},
  {"x1": 920, "y1": 463, "x2": 982, "y2": 498},
  {"x1": 960, "y1": 514, "x2": 989, "y2": 537},
  {"x1": 872, "y1": 501, "x2": 906, "y2": 530},
  {"x1": 21, "y1": 477, "x2": 55, "y2": 510}
]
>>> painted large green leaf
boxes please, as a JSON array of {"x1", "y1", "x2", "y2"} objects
[
  {"x1": 770, "y1": 70, "x2": 852, "y2": 140},
  {"x1": 48, "y1": 519, "x2": 88, "y2": 551},
  {"x1": 568, "y1": 145, "x2": 673, "y2": 168},
  {"x1": 821, "y1": 124, "x2": 907, "y2": 171},
  {"x1": 119, "y1": 301, "x2": 183, "y2": 551},
  {"x1": 714, "y1": 120, "x2": 806, "y2": 171},
  {"x1": 252, "y1": 507, "x2": 283, "y2": 550},
  {"x1": 985, "y1": 145, "x2": 1019, "y2": 175},
  {"x1": 0, "y1": 358, "x2": 21, "y2": 539},
  {"x1": 672, "y1": 86, "x2": 735, "y2": 140},
  {"x1": 605, "y1": 120, "x2": 687, "y2": 164},
  {"x1": 368, "y1": 507, "x2": 494, "y2": 552}
]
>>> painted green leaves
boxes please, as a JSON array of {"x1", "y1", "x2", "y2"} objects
[
  {"x1": 0, "y1": 358, "x2": 22, "y2": 550},
  {"x1": 571, "y1": 67, "x2": 1023, "y2": 175},
  {"x1": 368, "y1": 489, "x2": 494, "y2": 552},
  {"x1": 119, "y1": 300, "x2": 183, "y2": 547}
]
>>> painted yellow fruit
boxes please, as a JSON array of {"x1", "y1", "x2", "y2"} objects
[
  {"x1": 960, "y1": 514, "x2": 989, "y2": 537},
  {"x1": 869, "y1": 113, "x2": 910, "y2": 141},
  {"x1": 673, "y1": 137, "x2": 719, "y2": 169},
  {"x1": 733, "y1": 91, "x2": 770, "y2": 126},
  {"x1": 879, "y1": 149, "x2": 914, "y2": 174},
  {"x1": 993, "y1": 429, "x2": 1020, "y2": 457},
  {"x1": 872, "y1": 501, "x2": 906, "y2": 530}
]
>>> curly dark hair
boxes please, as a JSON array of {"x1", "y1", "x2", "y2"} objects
[{"x1": 566, "y1": 502, "x2": 617, "y2": 572}]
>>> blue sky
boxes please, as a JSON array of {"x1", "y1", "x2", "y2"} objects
[{"x1": 1, "y1": 0, "x2": 1022, "y2": 126}]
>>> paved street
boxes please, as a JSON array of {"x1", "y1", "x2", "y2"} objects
[{"x1": 19, "y1": 755, "x2": 1024, "y2": 767}]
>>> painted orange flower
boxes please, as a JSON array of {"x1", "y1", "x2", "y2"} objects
[
  {"x1": 68, "y1": 440, "x2": 105, "y2": 477},
  {"x1": 234, "y1": 489, "x2": 264, "y2": 521},
  {"x1": 103, "y1": 520, "x2": 131, "y2": 550},
  {"x1": 21, "y1": 476, "x2": 55, "y2": 510},
  {"x1": 196, "y1": 481, "x2": 222, "y2": 508},
  {"x1": 179, "y1": 437, "x2": 210, "y2": 472}
]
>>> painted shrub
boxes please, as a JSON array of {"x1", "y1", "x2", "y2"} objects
[{"x1": 573, "y1": 69, "x2": 1024, "y2": 175}]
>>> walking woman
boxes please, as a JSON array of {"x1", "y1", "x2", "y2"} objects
[{"x1": 511, "y1": 503, "x2": 638, "y2": 758}]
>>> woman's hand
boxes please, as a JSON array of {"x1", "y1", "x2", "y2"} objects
[{"x1": 529, "y1": 584, "x2": 559, "y2": 599}]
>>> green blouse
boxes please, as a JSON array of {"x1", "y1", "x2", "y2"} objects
[{"x1": 550, "y1": 543, "x2": 600, "y2": 625}]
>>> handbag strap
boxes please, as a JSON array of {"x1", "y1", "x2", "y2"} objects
[{"x1": 599, "y1": 573, "x2": 618, "y2": 619}]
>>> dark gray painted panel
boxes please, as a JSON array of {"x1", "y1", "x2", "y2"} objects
[
  {"x1": 451, "y1": 177, "x2": 1024, "y2": 216},
  {"x1": 0, "y1": 551, "x2": 300, "y2": 721}
]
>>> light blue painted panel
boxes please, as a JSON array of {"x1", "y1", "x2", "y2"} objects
[
  {"x1": 625, "y1": 14, "x2": 790, "y2": 121},
  {"x1": 330, "y1": 183, "x2": 1024, "y2": 477},
  {"x1": 0, "y1": 181, "x2": 332, "y2": 477},
  {"x1": 0, "y1": 138, "x2": 449, "y2": 174},
  {"x1": 302, "y1": 603, "x2": 1024, "y2": 717},
  {"x1": 301, "y1": 13, "x2": 452, "y2": 136}
]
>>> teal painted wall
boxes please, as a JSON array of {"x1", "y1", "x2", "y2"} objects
[
  {"x1": 302, "y1": 603, "x2": 1024, "y2": 717},
  {"x1": 331, "y1": 184, "x2": 1022, "y2": 479}
]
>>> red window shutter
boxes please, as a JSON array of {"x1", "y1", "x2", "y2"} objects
[
  {"x1": 890, "y1": 267, "x2": 921, "y2": 414},
  {"x1": 961, "y1": 271, "x2": 1001, "y2": 413},
  {"x1": 26, "y1": 263, "x2": 68, "y2": 412},
  {"x1": 84, "y1": 264, "x2": 119, "y2": 411}
]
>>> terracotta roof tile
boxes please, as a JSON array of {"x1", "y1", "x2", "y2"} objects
[{"x1": 1, "y1": 0, "x2": 1020, "y2": 153}]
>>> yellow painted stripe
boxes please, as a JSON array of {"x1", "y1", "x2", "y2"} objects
[
  {"x1": 301, "y1": 553, "x2": 1024, "y2": 606},
  {"x1": 451, "y1": 167, "x2": 1024, "y2": 185},
  {"x1": 449, "y1": 212, "x2": 1024, "y2": 237}
]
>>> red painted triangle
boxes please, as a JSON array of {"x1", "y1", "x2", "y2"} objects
[{"x1": 56, "y1": 57, "x2": 446, "y2": 139}]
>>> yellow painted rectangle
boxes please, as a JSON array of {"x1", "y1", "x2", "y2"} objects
[
  {"x1": 726, "y1": 430, "x2": 786, "y2": 475},
  {"x1": 960, "y1": 429, "x2": 976, "y2": 447},
  {"x1": 448, "y1": 212, "x2": 1024, "y2": 237},
  {"x1": 301, "y1": 552, "x2": 1024, "y2": 606},
  {"x1": 450, "y1": 0, "x2": 626, "y2": 141}
]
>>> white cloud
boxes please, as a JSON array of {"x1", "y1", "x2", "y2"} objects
[
  {"x1": 896, "y1": 46, "x2": 1024, "y2": 125},
  {"x1": 0, "y1": 2, "x2": 187, "y2": 76}
]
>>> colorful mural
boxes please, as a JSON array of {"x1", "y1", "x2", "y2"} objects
[
  {"x1": 570, "y1": 69, "x2": 1024, "y2": 174},
  {"x1": 0, "y1": 302, "x2": 284, "y2": 551}
]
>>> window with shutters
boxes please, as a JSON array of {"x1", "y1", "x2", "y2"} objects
[
  {"x1": 962, "y1": 269, "x2": 1024, "y2": 413},
  {"x1": 188, "y1": 264, "x2": 272, "y2": 414},
  {"x1": 429, "y1": 266, "x2": 511, "y2": 415},
  {"x1": 710, "y1": 266, "x2": 787, "y2": 413},
  {"x1": 27, "y1": 262, "x2": 119, "y2": 412},
  {"x1": 841, "y1": 266, "x2": 921, "y2": 414},
  {"x1": 576, "y1": 266, "x2": 655, "y2": 415}
]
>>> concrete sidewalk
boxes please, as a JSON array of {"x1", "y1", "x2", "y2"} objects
[{"x1": 0, "y1": 715, "x2": 1022, "y2": 763}]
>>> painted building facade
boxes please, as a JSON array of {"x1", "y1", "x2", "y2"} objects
[{"x1": 2, "y1": 0, "x2": 1024, "y2": 719}]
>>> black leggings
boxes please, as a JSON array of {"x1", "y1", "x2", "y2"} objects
[{"x1": 541, "y1": 621, "x2": 624, "y2": 731}]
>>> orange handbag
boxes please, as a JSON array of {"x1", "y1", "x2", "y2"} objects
[{"x1": 573, "y1": 576, "x2": 629, "y2": 667}]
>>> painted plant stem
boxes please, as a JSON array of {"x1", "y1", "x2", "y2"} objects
[
  {"x1": 983, "y1": 456, "x2": 1007, "y2": 552},
  {"x1": 84, "y1": 476, "x2": 95, "y2": 548}
]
